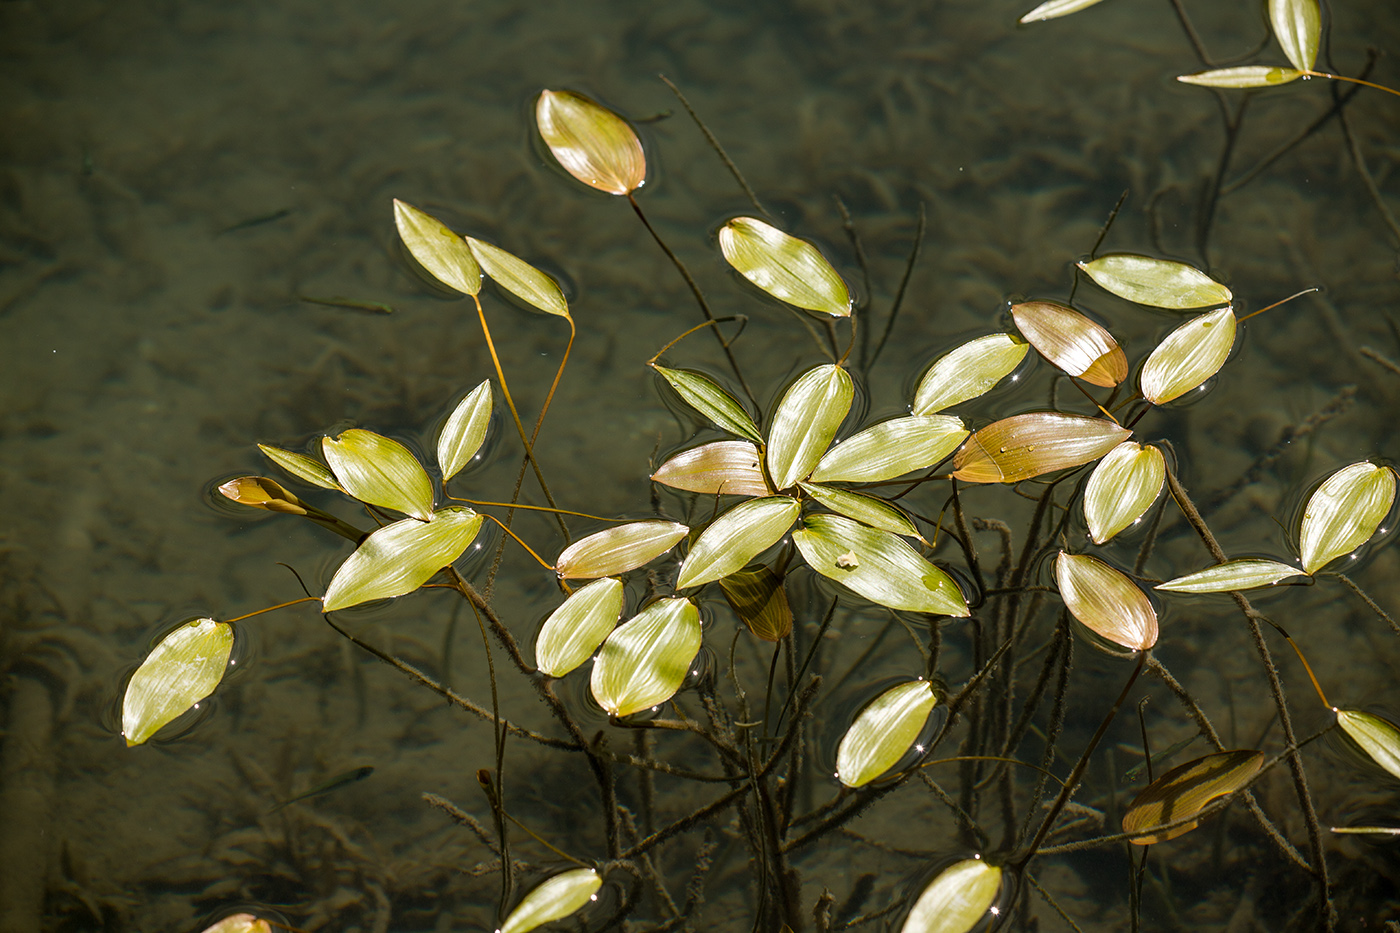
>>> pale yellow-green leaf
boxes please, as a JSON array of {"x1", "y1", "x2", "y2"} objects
[
  {"x1": 465, "y1": 237, "x2": 569, "y2": 318},
  {"x1": 122, "y1": 617, "x2": 234, "y2": 746},
  {"x1": 259, "y1": 443, "x2": 344, "y2": 492},
  {"x1": 322, "y1": 507, "x2": 482, "y2": 611},
  {"x1": 1269, "y1": 0, "x2": 1321, "y2": 72},
  {"x1": 535, "y1": 577, "x2": 625, "y2": 678},
  {"x1": 810, "y1": 415, "x2": 967, "y2": 484},
  {"x1": 590, "y1": 597, "x2": 702, "y2": 717},
  {"x1": 718, "y1": 217, "x2": 851, "y2": 317},
  {"x1": 200, "y1": 914, "x2": 272, "y2": 933},
  {"x1": 650, "y1": 441, "x2": 772, "y2": 498},
  {"x1": 1078, "y1": 254, "x2": 1232, "y2": 309},
  {"x1": 392, "y1": 199, "x2": 481, "y2": 297},
  {"x1": 836, "y1": 680, "x2": 937, "y2": 788},
  {"x1": 1055, "y1": 551, "x2": 1158, "y2": 650},
  {"x1": 719, "y1": 565, "x2": 792, "y2": 641},
  {"x1": 1336, "y1": 709, "x2": 1400, "y2": 780},
  {"x1": 767, "y1": 363, "x2": 853, "y2": 490},
  {"x1": 800, "y1": 483, "x2": 920, "y2": 539},
  {"x1": 1177, "y1": 65, "x2": 1305, "y2": 88},
  {"x1": 1019, "y1": 0, "x2": 1109, "y2": 23},
  {"x1": 500, "y1": 867, "x2": 603, "y2": 933},
  {"x1": 793, "y1": 513, "x2": 968, "y2": 616},
  {"x1": 536, "y1": 89, "x2": 646, "y2": 195},
  {"x1": 1155, "y1": 559, "x2": 1302, "y2": 593},
  {"x1": 912, "y1": 334, "x2": 1029, "y2": 415},
  {"x1": 556, "y1": 520, "x2": 689, "y2": 580},
  {"x1": 900, "y1": 858, "x2": 1003, "y2": 933},
  {"x1": 952, "y1": 412, "x2": 1130, "y2": 484},
  {"x1": 1011, "y1": 300, "x2": 1127, "y2": 387},
  {"x1": 1139, "y1": 307, "x2": 1237, "y2": 405},
  {"x1": 1122, "y1": 750, "x2": 1263, "y2": 844},
  {"x1": 652, "y1": 365, "x2": 763, "y2": 443},
  {"x1": 676, "y1": 496, "x2": 800, "y2": 589},
  {"x1": 437, "y1": 380, "x2": 493, "y2": 482},
  {"x1": 322, "y1": 429, "x2": 435, "y2": 521},
  {"x1": 1083, "y1": 442, "x2": 1165, "y2": 544},
  {"x1": 1298, "y1": 461, "x2": 1397, "y2": 574}
]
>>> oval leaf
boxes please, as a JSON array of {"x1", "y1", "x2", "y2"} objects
[
  {"x1": 793, "y1": 513, "x2": 968, "y2": 616},
  {"x1": 590, "y1": 597, "x2": 702, "y2": 717},
  {"x1": 536, "y1": 89, "x2": 646, "y2": 195},
  {"x1": 438, "y1": 380, "x2": 493, "y2": 482},
  {"x1": 1019, "y1": 0, "x2": 1109, "y2": 22},
  {"x1": 535, "y1": 577, "x2": 625, "y2": 678},
  {"x1": 912, "y1": 334, "x2": 1029, "y2": 415},
  {"x1": 1083, "y1": 442, "x2": 1165, "y2": 544},
  {"x1": 122, "y1": 617, "x2": 234, "y2": 746},
  {"x1": 800, "y1": 483, "x2": 920, "y2": 539},
  {"x1": 836, "y1": 680, "x2": 937, "y2": 788},
  {"x1": 1122, "y1": 750, "x2": 1263, "y2": 844},
  {"x1": 718, "y1": 217, "x2": 851, "y2": 317},
  {"x1": 1177, "y1": 65, "x2": 1305, "y2": 88},
  {"x1": 201, "y1": 915, "x2": 272, "y2": 933},
  {"x1": 652, "y1": 365, "x2": 763, "y2": 443},
  {"x1": 900, "y1": 858, "x2": 1003, "y2": 933},
  {"x1": 1155, "y1": 559, "x2": 1303, "y2": 593},
  {"x1": 218, "y1": 476, "x2": 307, "y2": 515},
  {"x1": 392, "y1": 199, "x2": 481, "y2": 297},
  {"x1": 1336, "y1": 709, "x2": 1400, "y2": 780},
  {"x1": 322, "y1": 507, "x2": 483, "y2": 611},
  {"x1": 952, "y1": 412, "x2": 1130, "y2": 484},
  {"x1": 1012, "y1": 300, "x2": 1127, "y2": 387},
  {"x1": 556, "y1": 520, "x2": 689, "y2": 580},
  {"x1": 1298, "y1": 461, "x2": 1397, "y2": 575},
  {"x1": 1139, "y1": 307, "x2": 1237, "y2": 405},
  {"x1": 767, "y1": 364, "x2": 854, "y2": 491},
  {"x1": 1269, "y1": 0, "x2": 1321, "y2": 72},
  {"x1": 465, "y1": 237, "x2": 569, "y2": 318},
  {"x1": 1055, "y1": 551, "x2": 1158, "y2": 650},
  {"x1": 719, "y1": 565, "x2": 792, "y2": 641},
  {"x1": 258, "y1": 443, "x2": 344, "y2": 492},
  {"x1": 1078, "y1": 254, "x2": 1231, "y2": 309},
  {"x1": 810, "y1": 415, "x2": 968, "y2": 484},
  {"x1": 676, "y1": 496, "x2": 800, "y2": 590},
  {"x1": 651, "y1": 440, "x2": 771, "y2": 498},
  {"x1": 322, "y1": 429, "x2": 435, "y2": 521},
  {"x1": 500, "y1": 867, "x2": 603, "y2": 933}
]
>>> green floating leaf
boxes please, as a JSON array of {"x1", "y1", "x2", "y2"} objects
[
  {"x1": 392, "y1": 199, "x2": 481, "y2": 297},
  {"x1": 1336, "y1": 709, "x2": 1400, "y2": 780},
  {"x1": 1056, "y1": 551, "x2": 1158, "y2": 651},
  {"x1": 1078, "y1": 253, "x2": 1232, "y2": 309},
  {"x1": 719, "y1": 565, "x2": 792, "y2": 641},
  {"x1": 1177, "y1": 65, "x2": 1305, "y2": 88},
  {"x1": 650, "y1": 440, "x2": 771, "y2": 498},
  {"x1": 800, "y1": 483, "x2": 920, "y2": 539},
  {"x1": 1298, "y1": 461, "x2": 1396, "y2": 575},
  {"x1": 537, "y1": 88, "x2": 646, "y2": 195},
  {"x1": 500, "y1": 867, "x2": 603, "y2": 933},
  {"x1": 952, "y1": 412, "x2": 1130, "y2": 484},
  {"x1": 1083, "y1": 442, "x2": 1165, "y2": 544},
  {"x1": 322, "y1": 507, "x2": 483, "y2": 611},
  {"x1": 465, "y1": 237, "x2": 569, "y2": 318},
  {"x1": 437, "y1": 380, "x2": 493, "y2": 482},
  {"x1": 1122, "y1": 750, "x2": 1263, "y2": 844},
  {"x1": 535, "y1": 577, "x2": 625, "y2": 678},
  {"x1": 122, "y1": 617, "x2": 234, "y2": 747},
  {"x1": 810, "y1": 415, "x2": 968, "y2": 484},
  {"x1": 652, "y1": 365, "x2": 763, "y2": 443},
  {"x1": 1138, "y1": 307, "x2": 1237, "y2": 405},
  {"x1": 676, "y1": 496, "x2": 800, "y2": 590},
  {"x1": 835, "y1": 680, "x2": 937, "y2": 788},
  {"x1": 900, "y1": 858, "x2": 1003, "y2": 933},
  {"x1": 767, "y1": 363, "x2": 853, "y2": 491},
  {"x1": 1269, "y1": 0, "x2": 1321, "y2": 72},
  {"x1": 259, "y1": 443, "x2": 344, "y2": 492},
  {"x1": 322, "y1": 429, "x2": 435, "y2": 521},
  {"x1": 912, "y1": 334, "x2": 1029, "y2": 415},
  {"x1": 793, "y1": 513, "x2": 968, "y2": 616},
  {"x1": 1012, "y1": 300, "x2": 1127, "y2": 387},
  {"x1": 1019, "y1": 0, "x2": 1109, "y2": 23},
  {"x1": 200, "y1": 914, "x2": 272, "y2": 933},
  {"x1": 555, "y1": 520, "x2": 689, "y2": 580},
  {"x1": 590, "y1": 597, "x2": 702, "y2": 717},
  {"x1": 218, "y1": 476, "x2": 307, "y2": 515},
  {"x1": 1155, "y1": 558, "x2": 1302, "y2": 593},
  {"x1": 718, "y1": 216, "x2": 851, "y2": 317}
]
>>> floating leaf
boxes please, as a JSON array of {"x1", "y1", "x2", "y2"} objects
[
  {"x1": 1269, "y1": 0, "x2": 1321, "y2": 72},
  {"x1": 500, "y1": 867, "x2": 603, "y2": 933},
  {"x1": 536, "y1": 89, "x2": 646, "y2": 196},
  {"x1": 1055, "y1": 551, "x2": 1157, "y2": 650},
  {"x1": 1336, "y1": 709, "x2": 1400, "y2": 780},
  {"x1": 322, "y1": 429, "x2": 435, "y2": 521},
  {"x1": 218, "y1": 476, "x2": 307, "y2": 515},
  {"x1": 1083, "y1": 442, "x2": 1165, "y2": 544},
  {"x1": 718, "y1": 217, "x2": 851, "y2": 317},
  {"x1": 1177, "y1": 65, "x2": 1304, "y2": 88},
  {"x1": 1012, "y1": 300, "x2": 1127, "y2": 387},
  {"x1": 1019, "y1": 0, "x2": 1109, "y2": 23},
  {"x1": 122, "y1": 617, "x2": 234, "y2": 746},
  {"x1": 676, "y1": 496, "x2": 800, "y2": 590},
  {"x1": 900, "y1": 858, "x2": 1003, "y2": 933},
  {"x1": 793, "y1": 513, "x2": 968, "y2": 616},
  {"x1": 535, "y1": 577, "x2": 625, "y2": 678},
  {"x1": 1138, "y1": 307, "x2": 1237, "y2": 405},
  {"x1": 438, "y1": 380, "x2": 493, "y2": 482},
  {"x1": 259, "y1": 443, "x2": 344, "y2": 492},
  {"x1": 392, "y1": 199, "x2": 481, "y2": 296},
  {"x1": 651, "y1": 441, "x2": 771, "y2": 498},
  {"x1": 652, "y1": 366, "x2": 763, "y2": 443},
  {"x1": 836, "y1": 680, "x2": 937, "y2": 788},
  {"x1": 590, "y1": 597, "x2": 702, "y2": 717},
  {"x1": 800, "y1": 483, "x2": 920, "y2": 539},
  {"x1": 952, "y1": 412, "x2": 1130, "y2": 484},
  {"x1": 200, "y1": 914, "x2": 272, "y2": 933},
  {"x1": 912, "y1": 334, "x2": 1029, "y2": 415},
  {"x1": 1122, "y1": 750, "x2": 1263, "y2": 844},
  {"x1": 719, "y1": 565, "x2": 792, "y2": 641},
  {"x1": 1155, "y1": 559, "x2": 1303, "y2": 593},
  {"x1": 465, "y1": 237, "x2": 569, "y2": 318},
  {"x1": 556, "y1": 521, "x2": 689, "y2": 580},
  {"x1": 1078, "y1": 254, "x2": 1231, "y2": 309},
  {"x1": 1298, "y1": 461, "x2": 1396, "y2": 575},
  {"x1": 322, "y1": 507, "x2": 483, "y2": 611},
  {"x1": 766, "y1": 364, "x2": 854, "y2": 491},
  {"x1": 810, "y1": 415, "x2": 968, "y2": 484}
]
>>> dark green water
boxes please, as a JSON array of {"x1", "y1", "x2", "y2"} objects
[{"x1": 3, "y1": 0, "x2": 1400, "y2": 930}]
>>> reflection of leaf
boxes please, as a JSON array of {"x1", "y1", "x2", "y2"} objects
[
  {"x1": 322, "y1": 507, "x2": 483, "y2": 611},
  {"x1": 719, "y1": 565, "x2": 792, "y2": 641},
  {"x1": 900, "y1": 858, "x2": 1003, "y2": 933},
  {"x1": 718, "y1": 217, "x2": 851, "y2": 317},
  {"x1": 835, "y1": 680, "x2": 937, "y2": 788},
  {"x1": 1122, "y1": 750, "x2": 1263, "y2": 844},
  {"x1": 1178, "y1": 65, "x2": 1304, "y2": 88},
  {"x1": 122, "y1": 618, "x2": 235, "y2": 746},
  {"x1": 500, "y1": 868, "x2": 603, "y2": 933},
  {"x1": 1269, "y1": 0, "x2": 1321, "y2": 72}
]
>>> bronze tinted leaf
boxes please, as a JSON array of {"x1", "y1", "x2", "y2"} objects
[
  {"x1": 952, "y1": 413, "x2": 1130, "y2": 484},
  {"x1": 536, "y1": 89, "x2": 646, "y2": 195},
  {"x1": 1122, "y1": 750, "x2": 1263, "y2": 844},
  {"x1": 651, "y1": 441, "x2": 772, "y2": 498},
  {"x1": 1012, "y1": 300, "x2": 1127, "y2": 387},
  {"x1": 1055, "y1": 551, "x2": 1158, "y2": 650}
]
